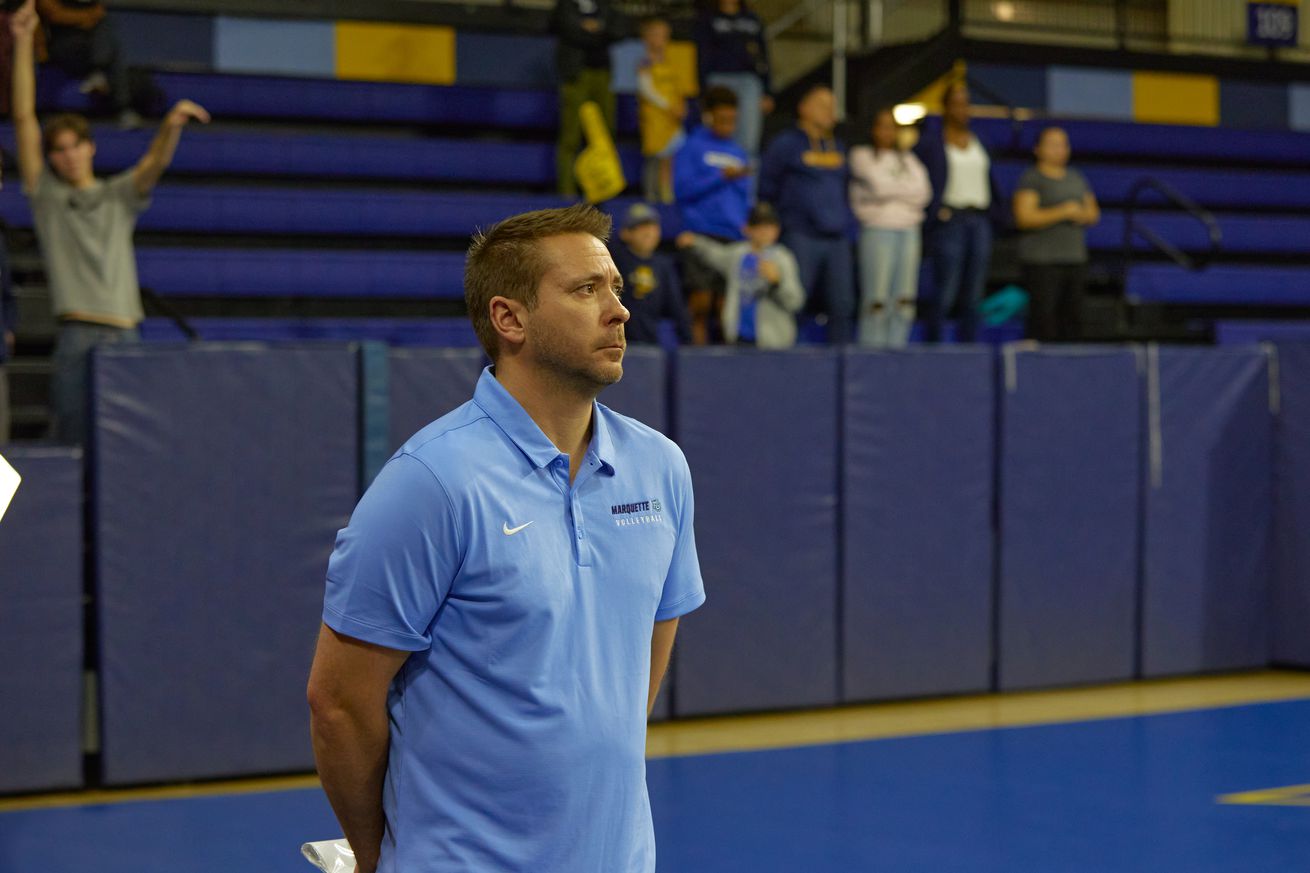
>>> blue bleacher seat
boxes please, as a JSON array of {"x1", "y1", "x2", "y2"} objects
[
  {"x1": 1127, "y1": 265, "x2": 1310, "y2": 306},
  {"x1": 139, "y1": 317, "x2": 480, "y2": 346},
  {"x1": 136, "y1": 248, "x2": 466, "y2": 299}
]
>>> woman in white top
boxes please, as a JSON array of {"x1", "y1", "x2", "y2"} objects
[
  {"x1": 849, "y1": 108, "x2": 932, "y2": 347},
  {"x1": 912, "y1": 81, "x2": 1005, "y2": 343}
]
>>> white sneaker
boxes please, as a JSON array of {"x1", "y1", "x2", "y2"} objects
[{"x1": 78, "y1": 71, "x2": 109, "y2": 95}]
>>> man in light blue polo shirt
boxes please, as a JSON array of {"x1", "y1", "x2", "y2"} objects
[{"x1": 306, "y1": 204, "x2": 705, "y2": 873}]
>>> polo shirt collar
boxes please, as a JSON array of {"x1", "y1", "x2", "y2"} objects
[{"x1": 473, "y1": 367, "x2": 615, "y2": 474}]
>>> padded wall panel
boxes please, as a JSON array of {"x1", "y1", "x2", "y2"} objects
[
  {"x1": 842, "y1": 349, "x2": 995, "y2": 701},
  {"x1": 673, "y1": 349, "x2": 840, "y2": 715},
  {"x1": 0, "y1": 447, "x2": 83, "y2": 793},
  {"x1": 335, "y1": 21, "x2": 456, "y2": 85},
  {"x1": 1047, "y1": 67, "x2": 1134, "y2": 120},
  {"x1": 1274, "y1": 343, "x2": 1310, "y2": 665},
  {"x1": 998, "y1": 347, "x2": 1142, "y2": 690},
  {"x1": 214, "y1": 17, "x2": 335, "y2": 78},
  {"x1": 388, "y1": 347, "x2": 484, "y2": 452},
  {"x1": 93, "y1": 344, "x2": 358, "y2": 784},
  {"x1": 598, "y1": 346, "x2": 668, "y2": 434},
  {"x1": 455, "y1": 32, "x2": 556, "y2": 88},
  {"x1": 1142, "y1": 347, "x2": 1274, "y2": 676}
]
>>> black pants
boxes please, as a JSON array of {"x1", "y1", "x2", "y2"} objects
[
  {"x1": 47, "y1": 18, "x2": 130, "y2": 113},
  {"x1": 1023, "y1": 262, "x2": 1087, "y2": 342}
]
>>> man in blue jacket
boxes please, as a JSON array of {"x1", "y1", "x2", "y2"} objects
[
  {"x1": 674, "y1": 85, "x2": 751, "y2": 344},
  {"x1": 759, "y1": 84, "x2": 853, "y2": 344}
]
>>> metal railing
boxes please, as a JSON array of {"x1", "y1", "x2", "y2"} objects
[{"x1": 1120, "y1": 177, "x2": 1222, "y2": 279}]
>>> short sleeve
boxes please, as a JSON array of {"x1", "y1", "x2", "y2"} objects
[
  {"x1": 107, "y1": 169, "x2": 151, "y2": 214},
  {"x1": 1015, "y1": 167, "x2": 1041, "y2": 193},
  {"x1": 655, "y1": 445, "x2": 706, "y2": 621},
  {"x1": 323, "y1": 453, "x2": 464, "y2": 651}
]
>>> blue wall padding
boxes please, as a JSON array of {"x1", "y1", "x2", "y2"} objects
[
  {"x1": 0, "y1": 447, "x2": 84, "y2": 793},
  {"x1": 1217, "y1": 322, "x2": 1310, "y2": 344},
  {"x1": 455, "y1": 32, "x2": 556, "y2": 88},
  {"x1": 1046, "y1": 67, "x2": 1134, "y2": 120},
  {"x1": 1220, "y1": 79, "x2": 1289, "y2": 130},
  {"x1": 673, "y1": 349, "x2": 840, "y2": 715},
  {"x1": 969, "y1": 62, "x2": 1048, "y2": 111},
  {"x1": 842, "y1": 348, "x2": 995, "y2": 701},
  {"x1": 1142, "y1": 347, "x2": 1273, "y2": 676},
  {"x1": 598, "y1": 346, "x2": 668, "y2": 434},
  {"x1": 1273, "y1": 343, "x2": 1310, "y2": 666},
  {"x1": 359, "y1": 342, "x2": 391, "y2": 491},
  {"x1": 92, "y1": 344, "x2": 359, "y2": 785},
  {"x1": 213, "y1": 17, "x2": 335, "y2": 78},
  {"x1": 387, "y1": 347, "x2": 485, "y2": 452},
  {"x1": 116, "y1": 11, "x2": 215, "y2": 69},
  {"x1": 998, "y1": 347, "x2": 1142, "y2": 690}
]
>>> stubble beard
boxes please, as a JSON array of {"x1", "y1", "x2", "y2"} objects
[{"x1": 531, "y1": 323, "x2": 624, "y2": 398}]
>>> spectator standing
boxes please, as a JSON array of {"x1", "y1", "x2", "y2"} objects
[
  {"x1": 695, "y1": 0, "x2": 772, "y2": 158},
  {"x1": 1012, "y1": 126, "x2": 1099, "y2": 342},
  {"x1": 914, "y1": 81, "x2": 1006, "y2": 343},
  {"x1": 759, "y1": 84, "x2": 854, "y2": 344},
  {"x1": 636, "y1": 17, "x2": 687, "y2": 204},
  {"x1": 849, "y1": 107, "x2": 931, "y2": 348},
  {"x1": 552, "y1": 0, "x2": 621, "y2": 199},
  {"x1": 676, "y1": 202, "x2": 803, "y2": 348},
  {"x1": 673, "y1": 85, "x2": 751, "y2": 345},
  {"x1": 610, "y1": 203, "x2": 691, "y2": 344},
  {"x1": 37, "y1": 0, "x2": 138, "y2": 128},
  {"x1": 11, "y1": 0, "x2": 208, "y2": 444}
]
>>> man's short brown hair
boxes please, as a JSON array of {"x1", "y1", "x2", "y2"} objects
[
  {"x1": 465, "y1": 204, "x2": 613, "y2": 361},
  {"x1": 42, "y1": 114, "x2": 94, "y2": 155}
]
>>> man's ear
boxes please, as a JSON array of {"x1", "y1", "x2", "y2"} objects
[{"x1": 489, "y1": 296, "x2": 527, "y2": 352}]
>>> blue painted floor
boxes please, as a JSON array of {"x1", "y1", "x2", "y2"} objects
[{"x1": 4, "y1": 700, "x2": 1309, "y2": 872}]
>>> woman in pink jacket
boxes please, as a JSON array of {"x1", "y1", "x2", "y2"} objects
[{"x1": 849, "y1": 108, "x2": 932, "y2": 347}]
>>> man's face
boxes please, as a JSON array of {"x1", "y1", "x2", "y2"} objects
[
  {"x1": 800, "y1": 88, "x2": 836, "y2": 134},
  {"x1": 707, "y1": 105, "x2": 738, "y2": 139},
  {"x1": 745, "y1": 221, "x2": 780, "y2": 249},
  {"x1": 620, "y1": 221, "x2": 661, "y2": 258},
  {"x1": 520, "y1": 233, "x2": 629, "y2": 391},
  {"x1": 46, "y1": 130, "x2": 95, "y2": 184}
]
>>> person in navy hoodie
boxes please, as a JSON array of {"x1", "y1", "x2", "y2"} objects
[
  {"x1": 695, "y1": 0, "x2": 773, "y2": 159},
  {"x1": 673, "y1": 85, "x2": 751, "y2": 344},
  {"x1": 759, "y1": 84, "x2": 854, "y2": 344},
  {"x1": 913, "y1": 80, "x2": 1007, "y2": 342},
  {"x1": 609, "y1": 203, "x2": 692, "y2": 346}
]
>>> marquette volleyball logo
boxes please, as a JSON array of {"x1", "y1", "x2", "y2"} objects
[{"x1": 611, "y1": 498, "x2": 664, "y2": 527}]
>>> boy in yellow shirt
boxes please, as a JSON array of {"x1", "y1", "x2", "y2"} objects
[{"x1": 636, "y1": 17, "x2": 687, "y2": 203}]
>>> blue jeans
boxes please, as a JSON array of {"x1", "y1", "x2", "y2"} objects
[
  {"x1": 786, "y1": 231, "x2": 855, "y2": 345},
  {"x1": 928, "y1": 209, "x2": 992, "y2": 343},
  {"x1": 707, "y1": 72, "x2": 764, "y2": 158},
  {"x1": 51, "y1": 321, "x2": 139, "y2": 445},
  {"x1": 857, "y1": 226, "x2": 921, "y2": 348}
]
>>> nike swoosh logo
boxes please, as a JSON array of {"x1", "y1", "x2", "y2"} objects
[{"x1": 503, "y1": 521, "x2": 534, "y2": 536}]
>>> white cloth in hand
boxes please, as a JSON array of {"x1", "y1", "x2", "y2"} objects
[{"x1": 301, "y1": 838, "x2": 355, "y2": 872}]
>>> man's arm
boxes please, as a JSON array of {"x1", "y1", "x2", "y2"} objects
[
  {"x1": 306, "y1": 623, "x2": 411, "y2": 873},
  {"x1": 10, "y1": 0, "x2": 44, "y2": 194},
  {"x1": 130, "y1": 99, "x2": 210, "y2": 198},
  {"x1": 648, "y1": 618, "x2": 679, "y2": 715},
  {"x1": 36, "y1": 0, "x2": 103, "y2": 28}
]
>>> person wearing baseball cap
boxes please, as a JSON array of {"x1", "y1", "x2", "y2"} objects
[{"x1": 609, "y1": 203, "x2": 691, "y2": 346}]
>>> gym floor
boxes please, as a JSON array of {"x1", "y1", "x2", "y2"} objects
[{"x1": 3, "y1": 672, "x2": 1308, "y2": 872}]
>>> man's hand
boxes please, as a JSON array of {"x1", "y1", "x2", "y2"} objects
[
  {"x1": 761, "y1": 95, "x2": 775, "y2": 114},
  {"x1": 674, "y1": 231, "x2": 697, "y2": 249},
  {"x1": 165, "y1": 100, "x2": 211, "y2": 129},
  {"x1": 580, "y1": 18, "x2": 601, "y2": 33},
  {"x1": 9, "y1": 0, "x2": 38, "y2": 41},
  {"x1": 758, "y1": 259, "x2": 781, "y2": 284},
  {"x1": 722, "y1": 165, "x2": 752, "y2": 181}
]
